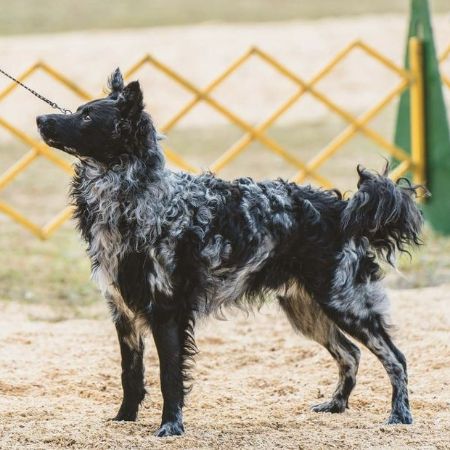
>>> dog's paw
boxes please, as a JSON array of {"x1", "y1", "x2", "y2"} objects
[
  {"x1": 111, "y1": 410, "x2": 138, "y2": 422},
  {"x1": 155, "y1": 421, "x2": 185, "y2": 437},
  {"x1": 311, "y1": 399, "x2": 346, "y2": 414},
  {"x1": 386, "y1": 410, "x2": 413, "y2": 425}
]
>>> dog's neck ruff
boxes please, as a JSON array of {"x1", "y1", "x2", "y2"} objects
[{"x1": 72, "y1": 148, "x2": 170, "y2": 244}]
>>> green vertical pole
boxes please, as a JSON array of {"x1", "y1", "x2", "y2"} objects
[{"x1": 394, "y1": 0, "x2": 450, "y2": 234}]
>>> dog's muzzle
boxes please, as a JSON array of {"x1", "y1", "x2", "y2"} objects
[
  {"x1": 36, "y1": 115, "x2": 55, "y2": 134},
  {"x1": 36, "y1": 115, "x2": 60, "y2": 146}
]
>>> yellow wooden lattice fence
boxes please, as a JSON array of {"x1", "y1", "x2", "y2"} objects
[
  {"x1": 0, "y1": 38, "x2": 448, "y2": 239},
  {"x1": 440, "y1": 45, "x2": 450, "y2": 89}
]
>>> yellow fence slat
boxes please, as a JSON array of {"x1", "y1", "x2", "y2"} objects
[
  {"x1": 39, "y1": 62, "x2": 93, "y2": 101},
  {"x1": 0, "y1": 149, "x2": 38, "y2": 190},
  {"x1": 440, "y1": 46, "x2": 450, "y2": 62},
  {"x1": 409, "y1": 37, "x2": 426, "y2": 191},
  {"x1": 0, "y1": 201, "x2": 44, "y2": 239},
  {"x1": 389, "y1": 160, "x2": 412, "y2": 181},
  {"x1": 124, "y1": 55, "x2": 151, "y2": 79},
  {"x1": 41, "y1": 206, "x2": 74, "y2": 238},
  {"x1": 354, "y1": 41, "x2": 412, "y2": 79},
  {"x1": 440, "y1": 46, "x2": 450, "y2": 88},
  {"x1": 0, "y1": 116, "x2": 73, "y2": 173},
  {"x1": 164, "y1": 146, "x2": 200, "y2": 173}
]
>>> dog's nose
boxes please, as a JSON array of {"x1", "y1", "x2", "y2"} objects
[
  {"x1": 36, "y1": 115, "x2": 47, "y2": 128},
  {"x1": 37, "y1": 115, "x2": 56, "y2": 132}
]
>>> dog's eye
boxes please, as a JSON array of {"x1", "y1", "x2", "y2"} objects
[{"x1": 82, "y1": 114, "x2": 91, "y2": 122}]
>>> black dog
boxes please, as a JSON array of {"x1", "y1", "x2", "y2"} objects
[{"x1": 37, "y1": 69, "x2": 423, "y2": 437}]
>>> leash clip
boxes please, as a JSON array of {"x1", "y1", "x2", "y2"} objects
[{"x1": 50, "y1": 101, "x2": 72, "y2": 115}]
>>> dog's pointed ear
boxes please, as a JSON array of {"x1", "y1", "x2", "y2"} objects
[
  {"x1": 118, "y1": 80, "x2": 144, "y2": 120},
  {"x1": 108, "y1": 68, "x2": 124, "y2": 97}
]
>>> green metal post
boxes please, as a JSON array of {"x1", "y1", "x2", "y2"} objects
[{"x1": 394, "y1": 0, "x2": 450, "y2": 234}]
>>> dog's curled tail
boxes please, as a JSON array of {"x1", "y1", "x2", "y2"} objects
[{"x1": 341, "y1": 165, "x2": 426, "y2": 263}]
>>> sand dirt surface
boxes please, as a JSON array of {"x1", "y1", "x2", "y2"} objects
[
  {"x1": 0, "y1": 15, "x2": 449, "y2": 142},
  {"x1": 0, "y1": 285, "x2": 449, "y2": 449}
]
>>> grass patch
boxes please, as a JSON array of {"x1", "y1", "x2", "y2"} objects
[
  {"x1": 0, "y1": 0, "x2": 448, "y2": 35},
  {"x1": 393, "y1": 227, "x2": 450, "y2": 288},
  {"x1": 0, "y1": 224, "x2": 96, "y2": 306}
]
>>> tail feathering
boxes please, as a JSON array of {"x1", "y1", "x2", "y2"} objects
[{"x1": 341, "y1": 165, "x2": 426, "y2": 264}]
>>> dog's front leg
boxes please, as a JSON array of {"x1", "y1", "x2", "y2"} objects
[
  {"x1": 150, "y1": 308, "x2": 186, "y2": 437},
  {"x1": 112, "y1": 314, "x2": 146, "y2": 421}
]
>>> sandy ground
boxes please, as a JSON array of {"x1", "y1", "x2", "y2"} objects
[
  {"x1": 0, "y1": 285, "x2": 449, "y2": 449},
  {"x1": 0, "y1": 15, "x2": 449, "y2": 143}
]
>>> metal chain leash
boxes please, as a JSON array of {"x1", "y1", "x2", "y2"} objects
[{"x1": 0, "y1": 67, "x2": 72, "y2": 114}]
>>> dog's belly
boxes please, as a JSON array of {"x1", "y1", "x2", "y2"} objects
[{"x1": 209, "y1": 237, "x2": 276, "y2": 311}]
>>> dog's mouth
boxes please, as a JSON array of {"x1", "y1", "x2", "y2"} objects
[
  {"x1": 41, "y1": 136, "x2": 63, "y2": 150},
  {"x1": 38, "y1": 128, "x2": 59, "y2": 147},
  {"x1": 62, "y1": 146, "x2": 78, "y2": 156},
  {"x1": 44, "y1": 137, "x2": 60, "y2": 147},
  {"x1": 39, "y1": 134, "x2": 78, "y2": 156}
]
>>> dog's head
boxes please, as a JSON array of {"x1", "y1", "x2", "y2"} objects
[{"x1": 37, "y1": 68, "x2": 156, "y2": 164}]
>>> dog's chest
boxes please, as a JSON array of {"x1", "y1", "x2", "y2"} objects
[
  {"x1": 88, "y1": 220, "x2": 124, "y2": 294},
  {"x1": 86, "y1": 211, "x2": 173, "y2": 307},
  {"x1": 74, "y1": 173, "x2": 129, "y2": 296}
]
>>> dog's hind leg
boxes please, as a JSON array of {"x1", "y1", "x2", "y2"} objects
[
  {"x1": 279, "y1": 284, "x2": 360, "y2": 414},
  {"x1": 149, "y1": 306, "x2": 197, "y2": 437},
  {"x1": 321, "y1": 241, "x2": 412, "y2": 424},
  {"x1": 111, "y1": 306, "x2": 146, "y2": 422}
]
